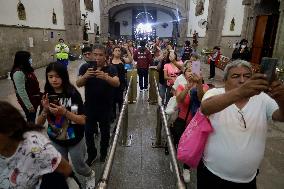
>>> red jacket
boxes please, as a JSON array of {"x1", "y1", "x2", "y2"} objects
[{"x1": 133, "y1": 48, "x2": 152, "y2": 69}]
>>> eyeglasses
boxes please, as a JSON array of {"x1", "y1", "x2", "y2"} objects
[{"x1": 238, "y1": 110, "x2": 247, "y2": 129}]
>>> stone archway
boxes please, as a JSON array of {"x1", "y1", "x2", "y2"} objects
[{"x1": 100, "y1": 0, "x2": 189, "y2": 42}]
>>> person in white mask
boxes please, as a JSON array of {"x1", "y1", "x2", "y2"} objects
[{"x1": 232, "y1": 39, "x2": 251, "y2": 61}]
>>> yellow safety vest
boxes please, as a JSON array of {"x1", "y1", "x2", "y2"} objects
[{"x1": 55, "y1": 44, "x2": 69, "y2": 60}]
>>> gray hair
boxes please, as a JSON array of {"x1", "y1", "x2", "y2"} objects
[
  {"x1": 92, "y1": 44, "x2": 107, "y2": 55},
  {"x1": 223, "y1": 60, "x2": 252, "y2": 81}
]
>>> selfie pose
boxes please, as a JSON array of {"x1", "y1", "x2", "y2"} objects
[
  {"x1": 199, "y1": 60, "x2": 284, "y2": 188},
  {"x1": 37, "y1": 62, "x2": 96, "y2": 189}
]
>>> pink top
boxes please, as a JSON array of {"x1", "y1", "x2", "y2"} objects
[
  {"x1": 164, "y1": 63, "x2": 182, "y2": 86},
  {"x1": 176, "y1": 84, "x2": 209, "y2": 125}
]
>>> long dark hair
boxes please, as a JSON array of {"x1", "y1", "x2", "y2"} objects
[
  {"x1": 44, "y1": 62, "x2": 77, "y2": 96},
  {"x1": 10, "y1": 51, "x2": 34, "y2": 77},
  {"x1": 0, "y1": 101, "x2": 43, "y2": 141},
  {"x1": 166, "y1": 51, "x2": 178, "y2": 63}
]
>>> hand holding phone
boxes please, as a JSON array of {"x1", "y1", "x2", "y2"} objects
[
  {"x1": 48, "y1": 95, "x2": 60, "y2": 105},
  {"x1": 260, "y1": 57, "x2": 278, "y2": 83}
]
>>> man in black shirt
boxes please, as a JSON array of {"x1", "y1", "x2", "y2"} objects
[{"x1": 76, "y1": 45, "x2": 120, "y2": 165}]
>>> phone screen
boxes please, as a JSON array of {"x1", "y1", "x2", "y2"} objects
[
  {"x1": 191, "y1": 61, "x2": 201, "y2": 75},
  {"x1": 260, "y1": 57, "x2": 278, "y2": 83}
]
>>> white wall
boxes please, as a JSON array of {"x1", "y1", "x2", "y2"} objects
[
  {"x1": 0, "y1": 0, "x2": 65, "y2": 29},
  {"x1": 187, "y1": 0, "x2": 209, "y2": 37},
  {"x1": 156, "y1": 10, "x2": 173, "y2": 38},
  {"x1": 80, "y1": 0, "x2": 101, "y2": 34},
  {"x1": 115, "y1": 9, "x2": 133, "y2": 35},
  {"x1": 222, "y1": 0, "x2": 244, "y2": 36}
]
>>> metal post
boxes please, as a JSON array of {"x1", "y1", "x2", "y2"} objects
[
  {"x1": 153, "y1": 78, "x2": 186, "y2": 189},
  {"x1": 121, "y1": 104, "x2": 129, "y2": 146},
  {"x1": 127, "y1": 69, "x2": 137, "y2": 103},
  {"x1": 152, "y1": 106, "x2": 163, "y2": 148},
  {"x1": 148, "y1": 66, "x2": 159, "y2": 104}
]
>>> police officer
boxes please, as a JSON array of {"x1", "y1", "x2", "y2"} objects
[{"x1": 55, "y1": 38, "x2": 69, "y2": 68}]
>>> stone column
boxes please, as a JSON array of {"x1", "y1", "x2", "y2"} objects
[
  {"x1": 178, "y1": 19, "x2": 188, "y2": 45},
  {"x1": 204, "y1": 0, "x2": 227, "y2": 48},
  {"x1": 100, "y1": 14, "x2": 109, "y2": 42},
  {"x1": 273, "y1": 0, "x2": 284, "y2": 59}
]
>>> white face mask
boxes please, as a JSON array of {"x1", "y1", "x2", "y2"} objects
[
  {"x1": 29, "y1": 58, "x2": 32, "y2": 65},
  {"x1": 241, "y1": 45, "x2": 246, "y2": 49}
]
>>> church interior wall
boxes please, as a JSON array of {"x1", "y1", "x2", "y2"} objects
[
  {"x1": 0, "y1": 0, "x2": 67, "y2": 77},
  {"x1": 0, "y1": 0, "x2": 65, "y2": 30},
  {"x1": 0, "y1": 26, "x2": 66, "y2": 77},
  {"x1": 79, "y1": 0, "x2": 101, "y2": 35},
  {"x1": 115, "y1": 9, "x2": 133, "y2": 36},
  {"x1": 156, "y1": 10, "x2": 174, "y2": 38},
  {"x1": 218, "y1": 0, "x2": 245, "y2": 58},
  {"x1": 187, "y1": 0, "x2": 209, "y2": 38},
  {"x1": 221, "y1": 0, "x2": 245, "y2": 36}
]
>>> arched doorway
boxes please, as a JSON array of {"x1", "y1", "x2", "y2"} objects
[{"x1": 103, "y1": 2, "x2": 188, "y2": 41}]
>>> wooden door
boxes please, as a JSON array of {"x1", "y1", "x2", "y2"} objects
[{"x1": 251, "y1": 16, "x2": 268, "y2": 64}]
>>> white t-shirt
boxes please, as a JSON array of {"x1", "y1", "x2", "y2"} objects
[
  {"x1": 202, "y1": 88, "x2": 278, "y2": 183},
  {"x1": 0, "y1": 131, "x2": 61, "y2": 189},
  {"x1": 172, "y1": 74, "x2": 187, "y2": 90}
]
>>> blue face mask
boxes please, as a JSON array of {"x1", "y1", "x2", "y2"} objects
[{"x1": 29, "y1": 58, "x2": 32, "y2": 65}]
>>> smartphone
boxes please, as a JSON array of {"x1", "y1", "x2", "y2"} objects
[
  {"x1": 260, "y1": 57, "x2": 278, "y2": 83},
  {"x1": 88, "y1": 61, "x2": 97, "y2": 71},
  {"x1": 191, "y1": 60, "x2": 201, "y2": 75},
  {"x1": 48, "y1": 95, "x2": 60, "y2": 105}
]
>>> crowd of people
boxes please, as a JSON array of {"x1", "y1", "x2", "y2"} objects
[{"x1": 1, "y1": 36, "x2": 284, "y2": 189}]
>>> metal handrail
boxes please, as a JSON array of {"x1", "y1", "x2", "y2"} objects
[
  {"x1": 96, "y1": 76, "x2": 133, "y2": 189},
  {"x1": 153, "y1": 77, "x2": 186, "y2": 189}
]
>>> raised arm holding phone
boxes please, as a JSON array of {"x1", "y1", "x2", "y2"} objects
[{"x1": 198, "y1": 59, "x2": 284, "y2": 189}]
